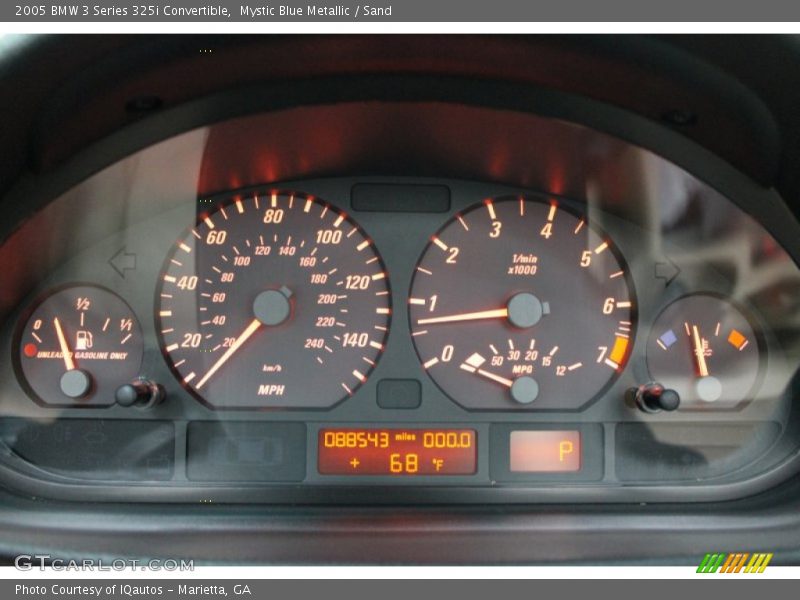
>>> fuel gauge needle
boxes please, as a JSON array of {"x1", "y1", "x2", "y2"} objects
[
  {"x1": 196, "y1": 318, "x2": 262, "y2": 390},
  {"x1": 692, "y1": 324, "x2": 710, "y2": 377},
  {"x1": 53, "y1": 317, "x2": 76, "y2": 371}
]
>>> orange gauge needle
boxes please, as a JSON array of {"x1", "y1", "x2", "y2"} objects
[
  {"x1": 53, "y1": 317, "x2": 76, "y2": 371},
  {"x1": 196, "y1": 318, "x2": 262, "y2": 390},
  {"x1": 417, "y1": 308, "x2": 509, "y2": 326},
  {"x1": 692, "y1": 324, "x2": 710, "y2": 378},
  {"x1": 474, "y1": 368, "x2": 514, "y2": 388}
]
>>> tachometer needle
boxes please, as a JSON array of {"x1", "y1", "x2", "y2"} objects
[
  {"x1": 417, "y1": 308, "x2": 509, "y2": 325},
  {"x1": 53, "y1": 317, "x2": 76, "y2": 371},
  {"x1": 196, "y1": 318, "x2": 262, "y2": 390},
  {"x1": 691, "y1": 324, "x2": 710, "y2": 378}
]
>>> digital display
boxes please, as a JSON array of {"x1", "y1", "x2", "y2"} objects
[
  {"x1": 509, "y1": 430, "x2": 581, "y2": 472},
  {"x1": 318, "y1": 429, "x2": 477, "y2": 475}
]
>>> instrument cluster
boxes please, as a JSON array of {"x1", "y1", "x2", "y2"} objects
[{"x1": 0, "y1": 105, "x2": 798, "y2": 504}]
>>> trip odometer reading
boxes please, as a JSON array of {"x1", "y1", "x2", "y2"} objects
[
  {"x1": 157, "y1": 191, "x2": 391, "y2": 409},
  {"x1": 409, "y1": 196, "x2": 635, "y2": 411}
]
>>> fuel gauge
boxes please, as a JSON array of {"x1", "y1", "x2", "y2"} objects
[
  {"x1": 646, "y1": 294, "x2": 762, "y2": 410},
  {"x1": 16, "y1": 285, "x2": 144, "y2": 407}
]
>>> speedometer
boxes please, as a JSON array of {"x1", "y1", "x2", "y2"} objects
[
  {"x1": 409, "y1": 196, "x2": 635, "y2": 411},
  {"x1": 157, "y1": 191, "x2": 391, "y2": 409}
]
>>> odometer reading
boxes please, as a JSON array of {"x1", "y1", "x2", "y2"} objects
[
  {"x1": 318, "y1": 428, "x2": 477, "y2": 475},
  {"x1": 157, "y1": 192, "x2": 391, "y2": 409},
  {"x1": 409, "y1": 196, "x2": 635, "y2": 410}
]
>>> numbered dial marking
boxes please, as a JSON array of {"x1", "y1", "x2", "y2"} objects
[
  {"x1": 646, "y1": 294, "x2": 762, "y2": 409},
  {"x1": 409, "y1": 196, "x2": 635, "y2": 410},
  {"x1": 16, "y1": 285, "x2": 143, "y2": 407},
  {"x1": 157, "y1": 192, "x2": 391, "y2": 409}
]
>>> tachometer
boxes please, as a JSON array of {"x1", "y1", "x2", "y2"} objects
[
  {"x1": 409, "y1": 196, "x2": 635, "y2": 410},
  {"x1": 157, "y1": 191, "x2": 391, "y2": 409}
]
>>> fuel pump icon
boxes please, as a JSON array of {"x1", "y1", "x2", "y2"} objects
[{"x1": 75, "y1": 330, "x2": 94, "y2": 350}]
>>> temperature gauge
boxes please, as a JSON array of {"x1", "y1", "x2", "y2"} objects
[
  {"x1": 16, "y1": 285, "x2": 144, "y2": 407},
  {"x1": 646, "y1": 294, "x2": 762, "y2": 409}
]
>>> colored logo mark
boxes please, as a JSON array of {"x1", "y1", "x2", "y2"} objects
[
  {"x1": 697, "y1": 552, "x2": 773, "y2": 573},
  {"x1": 656, "y1": 329, "x2": 677, "y2": 350},
  {"x1": 727, "y1": 328, "x2": 749, "y2": 351}
]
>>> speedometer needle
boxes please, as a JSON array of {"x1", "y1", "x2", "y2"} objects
[
  {"x1": 692, "y1": 324, "x2": 710, "y2": 377},
  {"x1": 54, "y1": 317, "x2": 76, "y2": 371},
  {"x1": 417, "y1": 308, "x2": 509, "y2": 325},
  {"x1": 196, "y1": 318, "x2": 262, "y2": 390}
]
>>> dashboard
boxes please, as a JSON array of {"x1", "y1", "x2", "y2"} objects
[{"x1": 2, "y1": 34, "x2": 800, "y2": 563}]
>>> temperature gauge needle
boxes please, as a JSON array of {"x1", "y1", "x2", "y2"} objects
[
  {"x1": 196, "y1": 318, "x2": 262, "y2": 390},
  {"x1": 53, "y1": 317, "x2": 76, "y2": 371},
  {"x1": 417, "y1": 308, "x2": 509, "y2": 326},
  {"x1": 692, "y1": 324, "x2": 710, "y2": 377}
]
